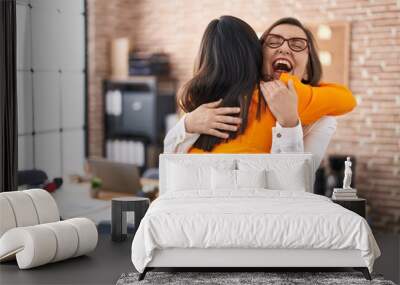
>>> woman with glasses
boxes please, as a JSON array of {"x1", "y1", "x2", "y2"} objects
[
  {"x1": 164, "y1": 16, "x2": 355, "y2": 167},
  {"x1": 258, "y1": 17, "x2": 341, "y2": 167}
]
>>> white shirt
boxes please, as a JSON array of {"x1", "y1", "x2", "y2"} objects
[{"x1": 163, "y1": 114, "x2": 337, "y2": 169}]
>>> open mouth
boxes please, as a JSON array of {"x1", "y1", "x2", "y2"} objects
[{"x1": 272, "y1": 58, "x2": 294, "y2": 76}]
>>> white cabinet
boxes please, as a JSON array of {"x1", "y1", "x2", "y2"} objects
[
  {"x1": 17, "y1": 0, "x2": 86, "y2": 179},
  {"x1": 31, "y1": 0, "x2": 60, "y2": 71},
  {"x1": 16, "y1": 4, "x2": 31, "y2": 70},
  {"x1": 61, "y1": 72, "x2": 84, "y2": 128},
  {"x1": 18, "y1": 135, "x2": 34, "y2": 170},
  {"x1": 33, "y1": 72, "x2": 60, "y2": 132},
  {"x1": 35, "y1": 132, "x2": 62, "y2": 178},
  {"x1": 62, "y1": 129, "x2": 85, "y2": 177},
  {"x1": 17, "y1": 71, "x2": 33, "y2": 135}
]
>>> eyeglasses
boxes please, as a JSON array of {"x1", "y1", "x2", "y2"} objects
[{"x1": 264, "y1": 34, "x2": 308, "y2": 52}]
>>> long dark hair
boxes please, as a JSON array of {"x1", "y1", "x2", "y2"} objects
[
  {"x1": 179, "y1": 15, "x2": 264, "y2": 151},
  {"x1": 260, "y1": 17, "x2": 322, "y2": 86}
]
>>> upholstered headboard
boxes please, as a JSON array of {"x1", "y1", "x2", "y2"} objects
[{"x1": 159, "y1": 153, "x2": 315, "y2": 195}]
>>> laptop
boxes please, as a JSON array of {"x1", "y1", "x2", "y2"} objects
[{"x1": 87, "y1": 158, "x2": 142, "y2": 194}]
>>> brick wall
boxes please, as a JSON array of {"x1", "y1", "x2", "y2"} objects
[
  {"x1": 87, "y1": 0, "x2": 138, "y2": 157},
  {"x1": 88, "y1": 0, "x2": 400, "y2": 233}
]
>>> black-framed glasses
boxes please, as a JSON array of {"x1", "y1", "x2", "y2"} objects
[{"x1": 264, "y1": 34, "x2": 308, "y2": 52}]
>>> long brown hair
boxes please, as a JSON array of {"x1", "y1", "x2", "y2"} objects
[
  {"x1": 179, "y1": 15, "x2": 264, "y2": 151},
  {"x1": 260, "y1": 17, "x2": 322, "y2": 86}
]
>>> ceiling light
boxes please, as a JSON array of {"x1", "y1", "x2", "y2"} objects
[
  {"x1": 317, "y1": 24, "x2": 332, "y2": 40},
  {"x1": 319, "y1": 51, "x2": 332, "y2": 66}
]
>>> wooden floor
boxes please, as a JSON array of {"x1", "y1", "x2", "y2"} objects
[{"x1": 0, "y1": 234, "x2": 134, "y2": 285}]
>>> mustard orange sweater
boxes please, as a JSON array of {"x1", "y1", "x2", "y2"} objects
[{"x1": 188, "y1": 73, "x2": 356, "y2": 154}]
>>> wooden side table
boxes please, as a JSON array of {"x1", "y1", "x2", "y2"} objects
[
  {"x1": 332, "y1": 198, "x2": 366, "y2": 218},
  {"x1": 111, "y1": 197, "x2": 150, "y2": 242}
]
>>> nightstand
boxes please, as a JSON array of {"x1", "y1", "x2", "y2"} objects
[
  {"x1": 332, "y1": 198, "x2": 366, "y2": 218},
  {"x1": 111, "y1": 197, "x2": 150, "y2": 242}
]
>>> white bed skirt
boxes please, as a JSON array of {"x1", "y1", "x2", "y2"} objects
[{"x1": 148, "y1": 248, "x2": 366, "y2": 268}]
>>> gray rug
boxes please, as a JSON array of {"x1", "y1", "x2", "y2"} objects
[{"x1": 116, "y1": 271, "x2": 396, "y2": 285}]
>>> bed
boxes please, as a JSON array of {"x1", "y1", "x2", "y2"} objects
[{"x1": 131, "y1": 153, "x2": 381, "y2": 280}]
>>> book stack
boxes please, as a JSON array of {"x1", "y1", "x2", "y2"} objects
[
  {"x1": 332, "y1": 188, "x2": 358, "y2": 200},
  {"x1": 129, "y1": 52, "x2": 170, "y2": 76}
]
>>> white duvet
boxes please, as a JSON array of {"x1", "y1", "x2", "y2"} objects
[{"x1": 131, "y1": 189, "x2": 380, "y2": 273}]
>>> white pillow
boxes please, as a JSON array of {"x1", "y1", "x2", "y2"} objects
[
  {"x1": 237, "y1": 169, "x2": 268, "y2": 189},
  {"x1": 238, "y1": 159, "x2": 307, "y2": 191},
  {"x1": 211, "y1": 168, "x2": 268, "y2": 190},
  {"x1": 167, "y1": 162, "x2": 211, "y2": 191},
  {"x1": 166, "y1": 159, "x2": 236, "y2": 192},
  {"x1": 267, "y1": 166, "x2": 306, "y2": 191},
  {"x1": 211, "y1": 168, "x2": 236, "y2": 190}
]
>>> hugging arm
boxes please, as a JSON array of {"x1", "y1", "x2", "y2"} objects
[
  {"x1": 281, "y1": 74, "x2": 356, "y2": 125},
  {"x1": 271, "y1": 116, "x2": 337, "y2": 169},
  {"x1": 164, "y1": 111, "x2": 304, "y2": 153},
  {"x1": 163, "y1": 99, "x2": 241, "y2": 153},
  {"x1": 163, "y1": 113, "x2": 304, "y2": 154},
  {"x1": 163, "y1": 113, "x2": 200, "y2": 154},
  {"x1": 303, "y1": 116, "x2": 337, "y2": 169},
  {"x1": 163, "y1": 113, "x2": 337, "y2": 169}
]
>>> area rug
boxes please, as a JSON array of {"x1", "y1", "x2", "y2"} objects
[{"x1": 116, "y1": 271, "x2": 396, "y2": 285}]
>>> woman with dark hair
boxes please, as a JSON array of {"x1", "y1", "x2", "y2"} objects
[
  {"x1": 164, "y1": 16, "x2": 355, "y2": 165},
  {"x1": 178, "y1": 16, "x2": 264, "y2": 151}
]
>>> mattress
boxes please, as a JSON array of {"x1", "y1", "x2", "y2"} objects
[{"x1": 131, "y1": 189, "x2": 381, "y2": 273}]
